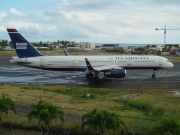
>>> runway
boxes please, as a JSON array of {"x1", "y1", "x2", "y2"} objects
[{"x1": 0, "y1": 57, "x2": 180, "y2": 89}]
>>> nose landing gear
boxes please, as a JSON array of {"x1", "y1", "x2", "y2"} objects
[{"x1": 152, "y1": 69, "x2": 157, "y2": 78}]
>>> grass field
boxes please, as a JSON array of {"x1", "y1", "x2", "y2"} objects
[
  {"x1": 0, "y1": 84, "x2": 180, "y2": 118},
  {"x1": 0, "y1": 84, "x2": 180, "y2": 134}
]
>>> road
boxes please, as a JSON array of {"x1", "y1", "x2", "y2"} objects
[{"x1": 1, "y1": 57, "x2": 180, "y2": 89}]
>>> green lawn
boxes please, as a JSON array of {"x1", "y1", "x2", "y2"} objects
[
  {"x1": 0, "y1": 84, "x2": 180, "y2": 134},
  {"x1": 0, "y1": 84, "x2": 179, "y2": 118}
]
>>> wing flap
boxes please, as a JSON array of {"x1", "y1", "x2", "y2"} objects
[{"x1": 93, "y1": 65, "x2": 123, "y2": 71}]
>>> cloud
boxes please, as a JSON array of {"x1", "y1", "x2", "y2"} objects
[
  {"x1": 0, "y1": 0, "x2": 180, "y2": 43},
  {"x1": 27, "y1": 1, "x2": 180, "y2": 43},
  {"x1": 58, "y1": 0, "x2": 68, "y2": 9},
  {"x1": 10, "y1": 8, "x2": 25, "y2": 16},
  {"x1": 6, "y1": 20, "x2": 42, "y2": 32},
  {"x1": 62, "y1": 0, "x2": 68, "y2": 5},
  {"x1": 155, "y1": 0, "x2": 180, "y2": 4},
  {"x1": 0, "y1": 10, "x2": 8, "y2": 19}
]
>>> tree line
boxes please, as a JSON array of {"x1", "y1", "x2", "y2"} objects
[{"x1": 0, "y1": 39, "x2": 78, "y2": 49}]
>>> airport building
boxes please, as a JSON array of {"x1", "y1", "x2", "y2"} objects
[
  {"x1": 80, "y1": 42, "x2": 95, "y2": 50},
  {"x1": 101, "y1": 44, "x2": 123, "y2": 51},
  {"x1": 148, "y1": 46, "x2": 164, "y2": 52}
]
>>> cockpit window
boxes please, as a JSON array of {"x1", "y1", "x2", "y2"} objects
[{"x1": 166, "y1": 60, "x2": 170, "y2": 62}]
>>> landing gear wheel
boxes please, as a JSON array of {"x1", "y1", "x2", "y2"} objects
[
  {"x1": 89, "y1": 73, "x2": 94, "y2": 78},
  {"x1": 152, "y1": 70, "x2": 156, "y2": 78},
  {"x1": 86, "y1": 72, "x2": 94, "y2": 79},
  {"x1": 86, "y1": 71, "x2": 100, "y2": 80},
  {"x1": 152, "y1": 74, "x2": 156, "y2": 78},
  {"x1": 94, "y1": 77, "x2": 99, "y2": 80},
  {"x1": 86, "y1": 74, "x2": 90, "y2": 78}
]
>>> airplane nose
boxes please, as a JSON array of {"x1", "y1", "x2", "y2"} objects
[
  {"x1": 169, "y1": 62, "x2": 174, "y2": 68},
  {"x1": 171, "y1": 62, "x2": 174, "y2": 68}
]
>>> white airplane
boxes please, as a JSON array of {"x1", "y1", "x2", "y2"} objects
[{"x1": 7, "y1": 28, "x2": 173, "y2": 79}]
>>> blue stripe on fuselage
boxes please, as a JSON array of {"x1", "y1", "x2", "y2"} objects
[{"x1": 31, "y1": 67, "x2": 87, "y2": 71}]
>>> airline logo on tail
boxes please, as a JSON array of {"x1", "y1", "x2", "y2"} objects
[{"x1": 16, "y1": 43, "x2": 27, "y2": 49}]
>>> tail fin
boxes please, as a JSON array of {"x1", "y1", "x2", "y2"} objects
[
  {"x1": 64, "y1": 49, "x2": 69, "y2": 56},
  {"x1": 7, "y1": 28, "x2": 43, "y2": 58}
]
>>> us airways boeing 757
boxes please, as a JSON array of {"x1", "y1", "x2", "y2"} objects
[{"x1": 7, "y1": 28, "x2": 173, "y2": 79}]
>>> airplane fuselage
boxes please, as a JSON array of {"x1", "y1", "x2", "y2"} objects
[{"x1": 10, "y1": 55, "x2": 173, "y2": 71}]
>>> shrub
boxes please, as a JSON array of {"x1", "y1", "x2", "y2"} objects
[{"x1": 153, "y1": 118, "x2": 180, "y2": 134}]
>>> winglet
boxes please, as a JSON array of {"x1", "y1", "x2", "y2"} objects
[
  {"x1": 85, "y1": 58, "x2": 94, "y2": 70},
  {"x1": 7, "y1": 28, "x2": 44, "y2": 58}
]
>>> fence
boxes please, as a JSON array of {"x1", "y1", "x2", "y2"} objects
[{"x1": 12, "y1": 103, "x2": 158, "y2": 134}]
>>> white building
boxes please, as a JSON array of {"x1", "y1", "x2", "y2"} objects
[
  {"x1": 80, "y1": 42, "x2": 95, "y2": 50},
  {"x1": 4, "y1": 46, "x2": 14, "y2": 50},
  {"x1": 149, "y1": 46, "x2": 164, "y2": 52}
]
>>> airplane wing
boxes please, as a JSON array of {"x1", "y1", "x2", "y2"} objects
[
  {"x1": 93, "y1": 65, "x2": 120, "y2": 71},
  {"x1": 85, "y1": 58, "x2": 122, "y2": 71}
]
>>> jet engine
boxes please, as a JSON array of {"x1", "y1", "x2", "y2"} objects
[{"x1": 104, "y1": 69, "x2": 126, "y2": 78}]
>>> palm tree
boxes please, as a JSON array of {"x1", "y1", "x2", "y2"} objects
[
  {"x1": 82, "y1": 108, "x2": 125, "y2": 135},
  {"x1": 28, "y1": 100, "x2": 64, "y2": 135},
  {"x1": 0, "y1": 93, "x2": 16, "y2": 123}
]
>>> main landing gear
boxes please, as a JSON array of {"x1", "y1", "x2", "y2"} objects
[
  {"x1": 86, "y1": 72, "x2": 99, "y2": 80},
  {"x1": 152, "y1": 69, "x2": 157, "y2": 78},
  {"x1": 86, "y1": 72, "x2": 94, "y2": 78}
]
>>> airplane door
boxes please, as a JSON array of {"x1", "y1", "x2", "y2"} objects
[
  {"x1": 128, "y1": 58, "x2": 132, "y2": 65},
  {"x1": 72, "y1": 60, "x2": 75, "y2": 66},
  {"x1": 40, "y1": 58, "x2": 44, "y2": 66},
  {"x1": 159, "y1": 58, "x2": 162, "y2": 65}
]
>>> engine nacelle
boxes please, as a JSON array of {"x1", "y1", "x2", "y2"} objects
[{"x1": 104, "y1": 69, "x2": 126, "y2": 78}]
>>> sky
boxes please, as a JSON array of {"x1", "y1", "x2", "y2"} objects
[{"x1": 0, "y1": 0, "x2": 180, "y2": 44}]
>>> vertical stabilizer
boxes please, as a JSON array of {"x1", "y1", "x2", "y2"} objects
[
  {"x1": 7, "y1": 28, "x2": 43, "y2": 58},
  {"x1": 64, "y1": 49, "x2": 69, "y2": 56}
]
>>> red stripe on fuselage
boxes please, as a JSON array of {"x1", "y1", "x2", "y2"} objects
[{"x1": 7, "y1": 29, "x2": 18, "y2": 33}]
